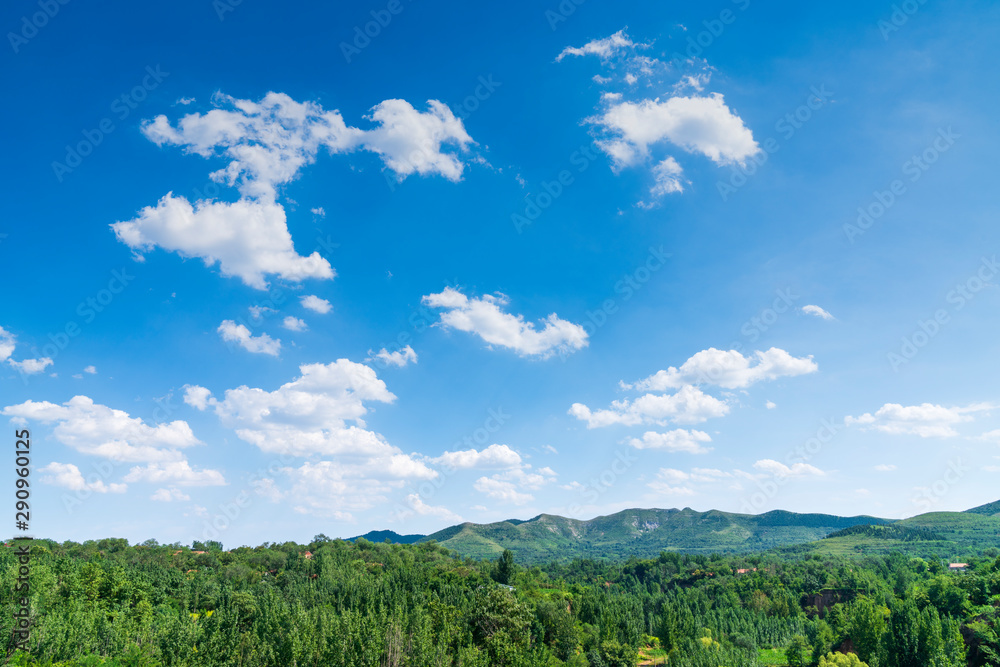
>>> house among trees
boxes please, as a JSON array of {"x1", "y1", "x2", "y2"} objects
[
  {"x1": 948, "y1": 562, "x2": 968, "y2": 572},
  {"x1": 303, "y1": 551, "x2": 313, "y2": 559}
]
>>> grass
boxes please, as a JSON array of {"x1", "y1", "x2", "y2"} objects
[{"x1": 758, "y1": 647, "x2": 789, "y2": 665}]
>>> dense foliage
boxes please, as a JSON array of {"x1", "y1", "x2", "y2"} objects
[{"x1": 2, "y1": 538, "x2": 999, "y2": 666}]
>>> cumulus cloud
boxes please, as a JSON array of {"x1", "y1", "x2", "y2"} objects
[
  {"x1": 116, "y1": 92, "x2": 473, "y2": 289},
  {"x1": 112, "y1": 196, "x2": 334, "y2": 290},
  {"x1": 403, "y1": 493, "x2": 462, "y2": 522},
  {"x1": 845, "y1": 402, "x2": 994, "y2": 438},
  {"x1": 473, "y1": 465, "x2": 556, "y2": 506},
  {"x1": 569, "y1": 385, "x2": 729, "y2": 428},
  {"x1": 802, "y1": 305, "x2": 835, "y2": 320},
  {"x1": 282, "y1": 316, "x2": 307, "y2": 331},
  {"x1": 434, "y1": 444, "x2": 522, "y2": 470},
  {"x1": 650, "y1": 157, "x2": 685, "y2": 196},
  {"x1": 556, "y1": 29, "x2": 647, "y2": 61},
  {"x1": 187, "y1": 359, "x2": 436, "y2": 517},
  {"x1": 39, "y1": 462, "x2": 126, "y2": 493},
  {"x1": 369, "y1": 345, "x2": 418, "y2": 368},
  {"x1": 301, "y1": 295, "x2": 332, "y2": 314},
  {"x1": 423, "y1": 287, "x2": 588, "y2": 358},
  {"x1": 753, "y1": 459, "x2": 825, "y2": 478},
  {"x1": 2, "y1": 395, "x2": 202, "y2": 463},
  {"x1": 624, "y1": 429, "x2": 712, "y2": 454},
  {"x1": 124, "y1": 461, "x2": 226, "y2": 486},
  {"x1": 624, "y1": 348, "x2": 818, "y2": 392},
  {"x1": 8, "y1": 357, "x2": 53, "y2": 375},
  {"x1": 647, "y1": 468, "x2": 696, "y2": 496},
  {"x1": 0, "y1": 326, "x2": 53, "y2": 376},
  {"x1": 217, "y1": 320, "x2": 281, "y2": 356},
  {"x1": 592, "y1": 94, "x2": 759, "y2": 169},
  {"x1": 151, "y1": 487, "x2": 191, "y2": 501},
  {"x1": 84, "y1": 365, "x2": 97, "y2": 374}
]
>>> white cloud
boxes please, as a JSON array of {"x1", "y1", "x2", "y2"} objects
[
  {"x1": 84, "y1": 365, "x2": 97, "y2": 374},
  {"x1": 39, "y1": 462, "x2": 126, "y2": 493},
  {"x1": 473, "y1": 477, "x2": 533, "y2": 505},
  {"x1": 141, "y1": 92, "x2": 472, "y2": 198},
  {"x1": 802, "y1": 304, "x2": 835, "y2": 320},
  {"x1": 624, "y1": 347, "x2": 818, "y2": 391},
  {"x1": 542, "y1": 444, "x2": 558, "y2": 454},
  {"x1": 282, "y1": 316, "x2": 307, "y2": 332},
  {"x1": 151, "y1": 487, "x2": 190, "y2": 502},
  {"x1": 975, "y1": 429, "x2": 1000, "y2": 443},
  {"x1": 556, "y1": 29, "x2": 647, "y2": 61},
  {"x1": 118, "y1": 92, "x2": 473, "y2": 289},
  {"x1": 592, "y1": 94, "x2": 759, "y2": 169},
  {"x1": 301, "y1": 295, "x2": 332, "y2": 314},
  {"x1": 423, "y1": 287, "x2": 588, "y2": 358},
  {"x1": 570, "y1": 385, "x2": 729, "y2": 428},
  {"x1": 8, "y1": 357, "x2": 53, "y2": 375},
  {"x1": 248, "y1": 305, "x2": 275, "y2": 320},
  {"x1": 434, "y1": 444, "x2": 522, "y2": 470},
  {"x1": 647, "y1": 468, "x2": 696, "y2": 496},
  {"x1": 217, "y1": 320, "x2": 281, "y2": 356},
  {"x1": 113, "y1": 195, "x2": 334, "y2": 290},
  {"x1": 650, "y1": 157, "x2": 685, "y2": 196},
  {"x1": 2, "y1": 395, "x2": 201, "y2": 463},
  {"x1": 766, "y1": 400, "x2": 777, "y2": 410},
  {"x1": 252, "y1": 477, "x2": 284, "y2": 502},
  {"x1": 875, "y1": 464, "x2": 897, "y2": 472},
  {"x1": 846, "y1": 402, "x2": 994, "y2": 438},
  {"x1": 753, "y1": 459, "x2": 825, "y2": 477},
  {"x1": 190, "y1": 360, "x2": 435, "y2": 520},
  {"x1": 0, "y1": 327, "x2": 15, "y2": 362},
  {"x1": 310, "y1": 207, "x2": 326, "y2": 217},
  {"x1": 124, "y1": 461, "x2": 226, "y2": 487},
  {"x1": 183, "y1": 385, "x2": 213, "y2": 410},
  {"x1": 404, "y1": 493, "x2": 462, "y2": 522},
  {"x1": 624, "y1": 429, "x2": 712, "y2": 454},
  {"x1": 0, "y1": 326, "x2": 53, "y2": 375},
  {"x1": 369, "y1": 345, "x2": 418, "y2": 368},
  {"x1": 473, "y1": 465, "x2": 556, "y2": 506}
]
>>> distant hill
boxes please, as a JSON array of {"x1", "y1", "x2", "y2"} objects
[
  {"x1": 415, "y1": 507, "x2": 892, "y2": 563},
  {"x1": 347, "y1": 530, "x2": 425, "y2": 544},
  {"x1": 966, "y1": 499, "x2": 1000, "y2": 516}
]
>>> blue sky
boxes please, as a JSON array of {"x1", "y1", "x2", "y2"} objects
[{"x1": 3, "y1": 0, "x2": 1000, "y2": 547}]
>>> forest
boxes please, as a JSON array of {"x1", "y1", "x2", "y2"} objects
[{"x1": 1, "y1": 535, "x2": 999, "y2": 666}]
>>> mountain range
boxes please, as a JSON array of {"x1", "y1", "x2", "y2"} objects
[{"x1": 347, "y1": 500, "x2": 1000, "y2": 564}]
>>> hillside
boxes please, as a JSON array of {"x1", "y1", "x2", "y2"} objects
[
  {"x1": 346, "y1": 529, "x2": 425, "y2": 544},
  {"x1": 967, "y1": 498, "x2": 1000, "y2": 516},
  {"x1": 416, "y1": 507, "x2": 892, "y2": 563},
  {"x1": 777, "y1": 510, "x2": 1000, "y2": 558}
]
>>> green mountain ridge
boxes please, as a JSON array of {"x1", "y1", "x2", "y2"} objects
[{"x1": 342, "y1": 501, "x2": 1000, "y2": 564}]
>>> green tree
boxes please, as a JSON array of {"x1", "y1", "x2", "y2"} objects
[{"x1": 786, "y1": 635, "x2": 812, "y2": 667}]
